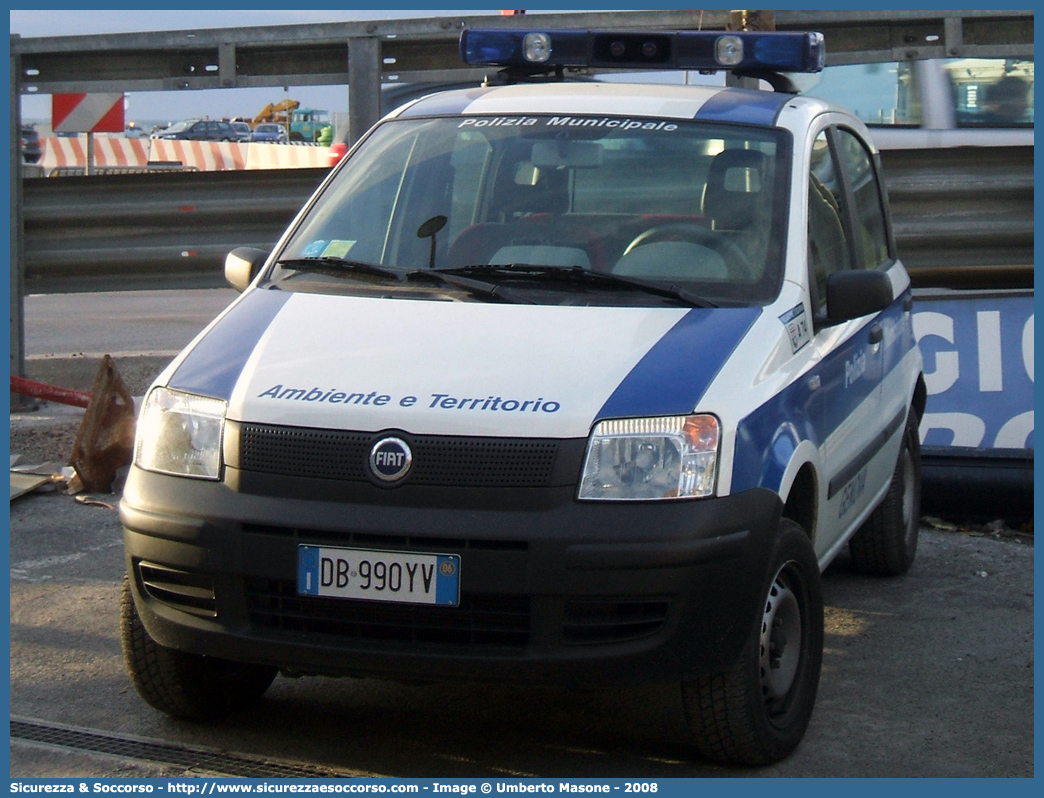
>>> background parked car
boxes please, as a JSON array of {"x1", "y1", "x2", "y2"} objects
[
  {"x1": 158, "y1": 118, "x2": 237, "y2": 142},
  {"x1": 230, "y1": 121, "x2": 253, "y2": 142},
  {"x1": 250, "y1": 123, "x2": 289, "y2": 143},
  {"x1": 21, "y1": 125, "x2": 41, "y2": 163}
]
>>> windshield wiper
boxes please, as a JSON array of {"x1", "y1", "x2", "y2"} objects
[
  {"x1": 437, "y1": 264, "x2": 718, "y2": 308},
  {"x1": 276, "y1": 257, "x2": 410, "y2": 281},
  {"x1": 410, "y1": 269, "x2": 536, "y2": 305},
  {"x1": 277, "y1": 256, "x2": 535, "y2": 304}
]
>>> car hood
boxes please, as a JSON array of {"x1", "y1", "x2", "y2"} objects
[{"x1": 165, "y1": 289, "x2": 760, "y2": 438}]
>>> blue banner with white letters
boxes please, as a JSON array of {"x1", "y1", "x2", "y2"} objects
[{"x1": 913, "y1": 291, "x2": 1034, "y2": 451}]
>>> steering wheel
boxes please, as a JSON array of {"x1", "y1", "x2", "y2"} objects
[{"x1": 621, "y1": 222, "x2": 753, "y2": 277}]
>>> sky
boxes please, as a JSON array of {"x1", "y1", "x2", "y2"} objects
[{"x1": 10, "y1": 8, "x2": 519, "y2": 128}]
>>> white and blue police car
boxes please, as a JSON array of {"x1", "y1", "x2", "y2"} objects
[{"x1": 120, "y1": 28, "x2": 926, "y2": 766}]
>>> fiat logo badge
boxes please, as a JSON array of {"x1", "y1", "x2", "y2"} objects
[{"x1": 369, "y1": 437, "x2": 413, "y2": 483}]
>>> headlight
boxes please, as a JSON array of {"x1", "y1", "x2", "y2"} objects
[
  {"x1": 578, "y1": 415, "x2": 719, "y2": 501},
  {"x1": 134, "y1": 387, "x2": 227, "y2": 479}
]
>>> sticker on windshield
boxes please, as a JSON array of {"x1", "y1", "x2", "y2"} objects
[
  {"x1": 322, "y1": 240, "x2": 357, "y2": 258},
  {"x1": 300, "y1": 240, "x2": 328, "y2": 257},
  {"x1": 779, "y1": 303, "x2": 810, "y2": 354}
]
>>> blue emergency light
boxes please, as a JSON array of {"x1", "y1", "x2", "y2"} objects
[{"x1": 460, "y1": 29, "x2": 826, "y2": 74}]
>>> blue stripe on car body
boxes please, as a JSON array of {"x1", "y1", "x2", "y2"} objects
[
  {"x1": 167, "y1": 289, "x2": 291, "y2": 401},
  {"x1": 694, "y1": 88, "x2": 791, "y2": 126},
  {"x1": 396, "y1": 89, "x2": 490, "y2": 118},
  {"x1": 731, "y1": 293, "x2": 918, "y2": 494},
  {"x1": 596, "y1": 307, "x2": 761, "y2": 421}
]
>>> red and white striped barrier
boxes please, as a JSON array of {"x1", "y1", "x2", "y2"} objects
[
  {"x1": 40, "y1": 136, "x2": 151, "y2": 170},
  {"x1": 36, "y1": 137, "x2": 334, "y2": 173},
  {"x1": 245, "y1": 142, "x2": 331, "y2": 170},
  {"x1": 148, "y1": 140, "x2": 247, "y2": 171}
]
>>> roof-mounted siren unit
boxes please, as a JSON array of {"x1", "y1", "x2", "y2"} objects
[{"x1": 460, "y1": 29, "x2": 826, "y2": 90}]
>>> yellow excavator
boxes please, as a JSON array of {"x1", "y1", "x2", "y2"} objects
[
  {"x1": 251, "y1": 99, "x2": 331, "y2": 142},
  {"x1": 253, "y1": 99, "x2": 300, "y2": 127}
]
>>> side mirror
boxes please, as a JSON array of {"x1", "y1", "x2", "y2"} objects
[
  {"x1": 825, "y1": 269, "x2": 893, "y2": 323},
  {"x1": 225, "y1": 247, "x2": 269, "y2": 292}
]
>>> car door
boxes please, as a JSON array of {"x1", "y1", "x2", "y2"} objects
[{"x1": 805, "y1": 125, "x2": 897, "y2": 556}]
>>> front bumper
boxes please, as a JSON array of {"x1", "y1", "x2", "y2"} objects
[{"x1": 121, "y1": 466, "x2": 782, "y2": 686}]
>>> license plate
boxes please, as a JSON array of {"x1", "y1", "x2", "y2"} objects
[{"x1": 297, "y1": 545, "x2": 460, "y2": 606}]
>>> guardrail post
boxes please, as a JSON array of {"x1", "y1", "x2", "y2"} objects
[
  {"x1": 726, "y1": 10, "x2": 775, "y2": 90},
  {"x1": 347, "y1": 35, "x2": 381, "y2": 147},
  {"x1": 10, "y1": 39, "x2": 30, "y2": 411}
]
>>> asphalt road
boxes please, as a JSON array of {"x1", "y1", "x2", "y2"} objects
[
  {"x1": 8, "y1": 485, "x2": 1034, "y2": 778},
  {"x1": 8, "y1": 288, "x2": 1036, "y2": 779},
  {"x1": 23, "y1": 288, "x2": 239, "y2": 360}
]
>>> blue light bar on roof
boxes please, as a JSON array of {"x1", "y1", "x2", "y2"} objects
[{"x1": 460, "y1": 29, "x2": 826, "y2": 74}]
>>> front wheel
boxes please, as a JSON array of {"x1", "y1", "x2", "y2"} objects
[
  {"x1": 120, "y1": 576, "x2": 277, "y2": 721},
  {"x1": 681, "y1": 520, "x2": 824, "y2": 765},
  {"x1": 848, "y1": 412, "x2": 922, "y2": 576}
]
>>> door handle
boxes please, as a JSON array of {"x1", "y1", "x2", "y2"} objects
[{"x1": 869, "y1": 323, "x2": 883, "y2": 345}]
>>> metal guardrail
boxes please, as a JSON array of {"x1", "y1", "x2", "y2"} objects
[
  {"x1": 47, "y1": 164, "x2": 199, "y2": 177},
  {"x1": 22, "y1": 168, "x2": 328, "y2": 288},
  {"x1": 880, "y1": 146, "x2": 1034, "y2": 289},
  {"x1": 21, "y1": 147, "x2": 1033, "y2": 292}
]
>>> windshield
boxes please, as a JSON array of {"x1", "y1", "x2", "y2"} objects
[{"x1": 271, "y1": 113, "x2": 790, "y2": 306}]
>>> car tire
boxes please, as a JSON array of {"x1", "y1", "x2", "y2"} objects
[
  {"x1": 120, "y1": 576, "x2": 277, "y2": 721},
  {"x1": 681, "y1": 519, "x2": 823, "y2": 765},
  {"x1": 848, "y1": 412, "x2": 921, "y2": 576}
]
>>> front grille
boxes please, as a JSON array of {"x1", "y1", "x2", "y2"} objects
[
  {"x1": 562, "y1": 598, "x2": 671, "y2": 645},
  {"x1": 138, "y1": 562, "x2": 217, "y2": 618},
  {"x1": 239, "y1": 423, "x2": 564, "y2": 488},
  {"x1": 240, "y1": 425, "x2": 370, "y2": 480},
  {"x1": 242, "y1": 522, "x2": 528, "y2": 551},
  {"x1": 245, "y1": 578, "x2": 531, "y2": 649}
]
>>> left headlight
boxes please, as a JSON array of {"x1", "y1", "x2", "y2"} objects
[
  {"x1": 578, "y1": 415, "x2": 719, "y2": 501},
  {"x1": 134, "y1": 387, "x2": 227, "y2": 479}
]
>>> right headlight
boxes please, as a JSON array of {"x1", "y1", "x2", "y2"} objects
[
  {"x1": 578, "y1": 415, "x2": 720, "y2": 501},
  {"x1": 134, "y1": 387, "x2": 227, "y2": 479}
]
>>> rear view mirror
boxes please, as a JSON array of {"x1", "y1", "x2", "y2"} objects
[
  {"x1": 225, "y1": 247, "x2": 269, "y2": 292},
  {"x1": 531, "y1": 141, "x2": 604, "y2": 169},
  {"x1": 825, "y1": 269, "x2": 894, "y2": 323}
]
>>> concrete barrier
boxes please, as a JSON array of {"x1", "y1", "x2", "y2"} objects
[
  {"x1": 245, "y1": 142, "x2": 332, "y2": 170},
  {"x1": 40, "y1": 136, "x2": 151, "y2": 170},
  {"x1": 37, "y1": 137, "x2": 333, "y2": 172},
  {"x1": 148, "y1": 140, "x2": 247, "y2": 171}
]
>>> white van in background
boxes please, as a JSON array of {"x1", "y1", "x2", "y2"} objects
[{"x1": 794, "y1": 57, "x2": 1034, "y2": 148}]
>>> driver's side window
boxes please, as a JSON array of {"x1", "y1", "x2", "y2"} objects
[{"x1": 807, "y1": 131, "x2": 851, "y2": 314}]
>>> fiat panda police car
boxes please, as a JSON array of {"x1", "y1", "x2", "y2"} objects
[{"x1": 120, "y1": 28, "x2": 926, "y2": 766}]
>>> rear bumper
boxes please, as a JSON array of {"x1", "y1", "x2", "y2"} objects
[{"x1": 121, "y1": 466, "x2": 783, "y2": 686}]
